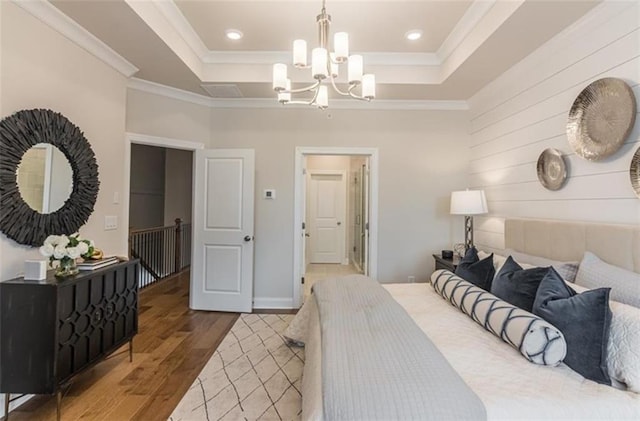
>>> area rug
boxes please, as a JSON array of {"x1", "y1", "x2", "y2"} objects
[{"x1": 169, "y1": 314, "x2": 304, "y2": 421}]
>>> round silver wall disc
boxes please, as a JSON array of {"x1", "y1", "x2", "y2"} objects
[
  {"x1": 537, "y1": 148, "x2": 567, "y2": 191},
  {"x1": 567, "y1": 77, "x2": 637, "y2": 161}
]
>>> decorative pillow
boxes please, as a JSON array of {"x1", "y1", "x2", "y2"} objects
[
  {"x1": 283, "y1": 299, "x2": 311, "y2": 346},
  {"x1": 431, "y1": 270, "x2": 566, "y2": 366},
  {"x1": 575, "y1": 251, "x2": 640, "y2": 308},
  {"x1": 504, "y1": 249, "x2": 579, "y2": 282},
  {"x1": 570, "y1": 282, "x2": 640, "y2": 393},
  {"x1": 478, "y1": 250, "x2": 508, "y2": 276},
  {"x1": 454, "y1": 247, "x2": 495, "y2": 291},
  {"x1": 491, "y1": 256, "x2": 550, "y2": 312},
  {"x1": 533, "y1": 268, "x2": 612, "y2": 385}
]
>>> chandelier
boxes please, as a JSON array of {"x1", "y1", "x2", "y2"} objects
[{"x1": 272, "y1": 0, "x2": 375, "y2": 109}]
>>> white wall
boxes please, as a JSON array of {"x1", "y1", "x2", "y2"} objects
[
  {"x1": 126, "y1": 89, "x2": 211, "y2": 144},
  {"x1": 0, "y1": 2, "x2": 129, "y2": 282},
  {"x1": 208, "y1": 108, "x2": 470, "y2": 303},
  {"x1": 0, "y1": 2, "x2": 129, "y2": 416},
  {"x1": 468, "y1": 1, "x2": 640, "y2": 252}
]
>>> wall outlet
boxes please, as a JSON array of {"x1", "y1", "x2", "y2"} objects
[
  {"x1": 104, "y1": 215, "x2": 118, "y2": 230},
  {"x1": 408, "y1": 276, "x2": 415, "y2": 283}
]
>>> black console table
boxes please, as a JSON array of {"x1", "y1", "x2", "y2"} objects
[{"x1": 0, "y1": 259, "x2": 138, "y2": 420}]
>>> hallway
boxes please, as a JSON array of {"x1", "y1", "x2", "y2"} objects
[{"x1": 303, "y1": 263, "x2": 361, "y2": 298}]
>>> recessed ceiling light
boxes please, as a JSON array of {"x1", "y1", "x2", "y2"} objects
[
  {"x1": 225, "y1": 29, "x2": 243, "y2": 40},
  {"x1": 405, "y1": 30, "x2": 423, "y2": 41}
]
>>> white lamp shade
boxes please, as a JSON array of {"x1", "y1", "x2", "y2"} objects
[
  {"x1": 278, "y1": 79, "x2": 291, "y2": 103},
  {"x1": 348, "y1": 54, "x2": 363, "y2": 84},
  {"x1": 272, "y1": 63, "x2": 287, "y2": 91},
  {"x1": 334, "y1": 32, "x2": 349, "y2": 60},
  {"x1": 316, "y1": 85, "x2": 328, "y2": 108},
  {"x1": 312, "y1": 48, "x2": 328, "y2": 79},
  {"x1": 362, "y1": 74, "x2": 375, "y2": 99},
  {"x1": 329, "y1": 53, "x2": 339, "y2": 77},
  {"x1": 450, "y1": 190, "x2": 488, "y2": 215},
  {"x1": 293, "y1": 39, "x2": 307, "y2": 67}
]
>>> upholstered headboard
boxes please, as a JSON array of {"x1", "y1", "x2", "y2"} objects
[{"x1": 504, "y1": 218, "x2": 640, "y2": 273}]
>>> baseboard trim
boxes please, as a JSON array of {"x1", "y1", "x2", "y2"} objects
[{"x1": 253, "y1": 297, "x2": 295, "y2": 310}]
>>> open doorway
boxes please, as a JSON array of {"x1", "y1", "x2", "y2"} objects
[{"x1": 293, "y1": 147, "x2": 379, "y2": 308}]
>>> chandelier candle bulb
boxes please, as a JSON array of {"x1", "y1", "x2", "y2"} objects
[
  {"x1": 312, "y1": 48, "x2": 328, "y2": 79},
  {"x1": 317, "y1": 85, "x2": 329, "y2": 108},
  {"x1": 362, "y1": 74, "x2": 375, "y2": 99},
  {"x1": 334, "y1": 32, "x2": 349, "y2": 60},
  {"x1": 278, "y1": 79, "x2": 292, "y2": 103},
  {"x1": 293, "y1": 39, "x2": 307, "y2": 67},
  {"x1": 330, "y1": 53, "x2": 339, "y2": 77},
  {"x1": 273, "y1": 63, "x2": 287, "y2": 91},
  {"x1": 348, "y1": 54, "x2": 363, "y2": 84}
]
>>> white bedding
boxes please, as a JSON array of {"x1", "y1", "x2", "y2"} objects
[{"x1": 302, "y1": 283, "x2": 640, "y2": 420}]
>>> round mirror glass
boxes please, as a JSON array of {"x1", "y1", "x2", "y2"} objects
[{"x1": 17, "y1": 143, "x2": 73, "y2": 213}]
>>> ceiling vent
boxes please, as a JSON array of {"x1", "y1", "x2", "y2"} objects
[{"x1": 201, "y1": 84, "x2": 243, "y2": 98}]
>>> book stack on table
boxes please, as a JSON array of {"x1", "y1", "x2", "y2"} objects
[{"x1": 77, "y1": 256, "x2": 120, "y2": 271}]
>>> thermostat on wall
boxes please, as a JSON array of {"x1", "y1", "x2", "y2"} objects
[{"x1": 264, "y1": 189, "x2": 276, "y2": 199}]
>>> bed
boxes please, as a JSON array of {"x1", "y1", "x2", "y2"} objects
[{"x1": 291, "y1": 218, "x2": 640, "y2": 420}]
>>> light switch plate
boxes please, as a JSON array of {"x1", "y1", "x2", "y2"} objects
[
  {"x1": 264, "y1": 189, "x2": 276, "y2": 199},
  {"x1": 104, "y1": 215, "x2": 118, "y2": 230}
]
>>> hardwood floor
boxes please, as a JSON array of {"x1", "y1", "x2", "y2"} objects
[{"x1": 9, "y1": 270, "x2": 239, "y2": 421}]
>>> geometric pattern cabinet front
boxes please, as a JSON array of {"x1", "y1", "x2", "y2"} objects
[{"x1": 0, "y1": 260, "x2": 138, "y2": 396}]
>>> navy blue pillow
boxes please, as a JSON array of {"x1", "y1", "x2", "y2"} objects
[
  {"x1": 454, "y1": 247, "x2": 494, "y2": 291},
  {"x1": 532, "y1": 268, "x2": 611, "y2": 385},
  {"x1": 490, "y1": 256, "x2": 549, "y2": 312}
]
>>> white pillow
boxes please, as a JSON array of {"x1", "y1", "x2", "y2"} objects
[
  {"x1": 571, "y1": 282, "x2": 640, "y2": 393},
  {"x1": 478, "y1": 250, "x2": 533, "y2": 276},
  {"x1": 575, "y1": 251, "x2": 640, "y2": 308},
  {"x1": 505, "y1": 249, "x2": 579, "y2": 282}
]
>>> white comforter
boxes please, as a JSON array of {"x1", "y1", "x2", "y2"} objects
[{"x1": 384, "y1": 283, "x2": 640, "y2": 420}]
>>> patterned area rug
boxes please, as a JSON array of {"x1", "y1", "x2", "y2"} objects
[{"x1": 169, "y1": 314, "x2": 304, "y2": 421}]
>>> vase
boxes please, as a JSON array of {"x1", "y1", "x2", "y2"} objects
[{"x1": 55, "y1": 258, "x2": 79, "y2": 278}]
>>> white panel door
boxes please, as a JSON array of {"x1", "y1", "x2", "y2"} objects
[
  {"x1": 191, "y1": 149, "x2": 255, "y2": 313},
  {"x1": 308, "y1": 171, "x2": 346, "y2": 264}
]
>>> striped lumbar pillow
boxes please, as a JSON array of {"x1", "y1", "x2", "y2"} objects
[{"x1": 431, "y1": 270, "x2": 566, "y2": 366}]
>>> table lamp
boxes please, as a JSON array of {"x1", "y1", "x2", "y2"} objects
[{"x1": 450, "y1": 189, "x2": 488, "y2": 251}]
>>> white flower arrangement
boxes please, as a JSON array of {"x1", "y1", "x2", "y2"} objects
[{"x1": 39, "y1": 234, "x2": 95, "y2": 273}]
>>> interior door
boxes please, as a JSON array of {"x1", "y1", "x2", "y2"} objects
[
  {"x1": 363, "y1": 161, "x2": 370, "y2": 276},
  {"x1": 191, "y1": 149, "x2": 255, "y2": 313},
  {"x1": 308, "y1": 171, "x2": 346, "y2": 264}
]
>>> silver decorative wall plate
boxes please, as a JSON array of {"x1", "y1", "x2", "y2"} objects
[
  {"x1": 537, "y1": 148, "x2": 567, "y2": 191},
  {"x1": 631, "y1": 146, "x2": 640, "y2": 199},
  {"x1": 567, "y1": 78, "x2": 636, "y2": 161}
]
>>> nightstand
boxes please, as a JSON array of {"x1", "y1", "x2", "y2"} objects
[{"x1": 433, "y1": 254, "x2": 461, "y2": 272}]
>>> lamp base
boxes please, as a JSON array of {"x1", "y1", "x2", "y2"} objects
[{"x1": 464, "y1": 215, "x2": 474, "y2": 251}]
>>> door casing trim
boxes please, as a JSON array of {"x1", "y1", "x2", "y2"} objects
[{"x1": 293, "y1": 147, "x2": 379, "y2": 308}]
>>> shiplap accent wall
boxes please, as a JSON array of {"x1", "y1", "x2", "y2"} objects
[{"x1": 469, "y1": 1, "x2": 640, "y2": 253}]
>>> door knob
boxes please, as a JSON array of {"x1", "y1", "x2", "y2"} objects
[
  {"x1": 337, "y1": 221, "x2": 342, "y2": 226},
  {"x1": 305, "y1": 233, "x2": 310, "y2": 237},
  {"x1": 244, "y1": 235, "x2": 253, "y2": 242}
]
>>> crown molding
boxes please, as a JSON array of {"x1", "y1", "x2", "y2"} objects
[
  {"x1": 128, "y1": 77, "x2": 468, "y2": 111},
  {"x1": 153, "y1": 0, "x2": 208, "y2": 58},
  {"x1": 128, "y1": 78, "x2": 213, "y2": 107},
  {"x1": 201, "y1": 51, "x2": 440, "y2": 66},
  {"x1": 437, "y1": 0, "x2": 496, "y2": 62},
  {"x1": 13, "y1": 0, "x2": 138, "y2": 77}
]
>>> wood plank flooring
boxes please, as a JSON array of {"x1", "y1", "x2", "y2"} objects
[{"x1": 9, "y1": 270, "x2": 239, "y2": 421}]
